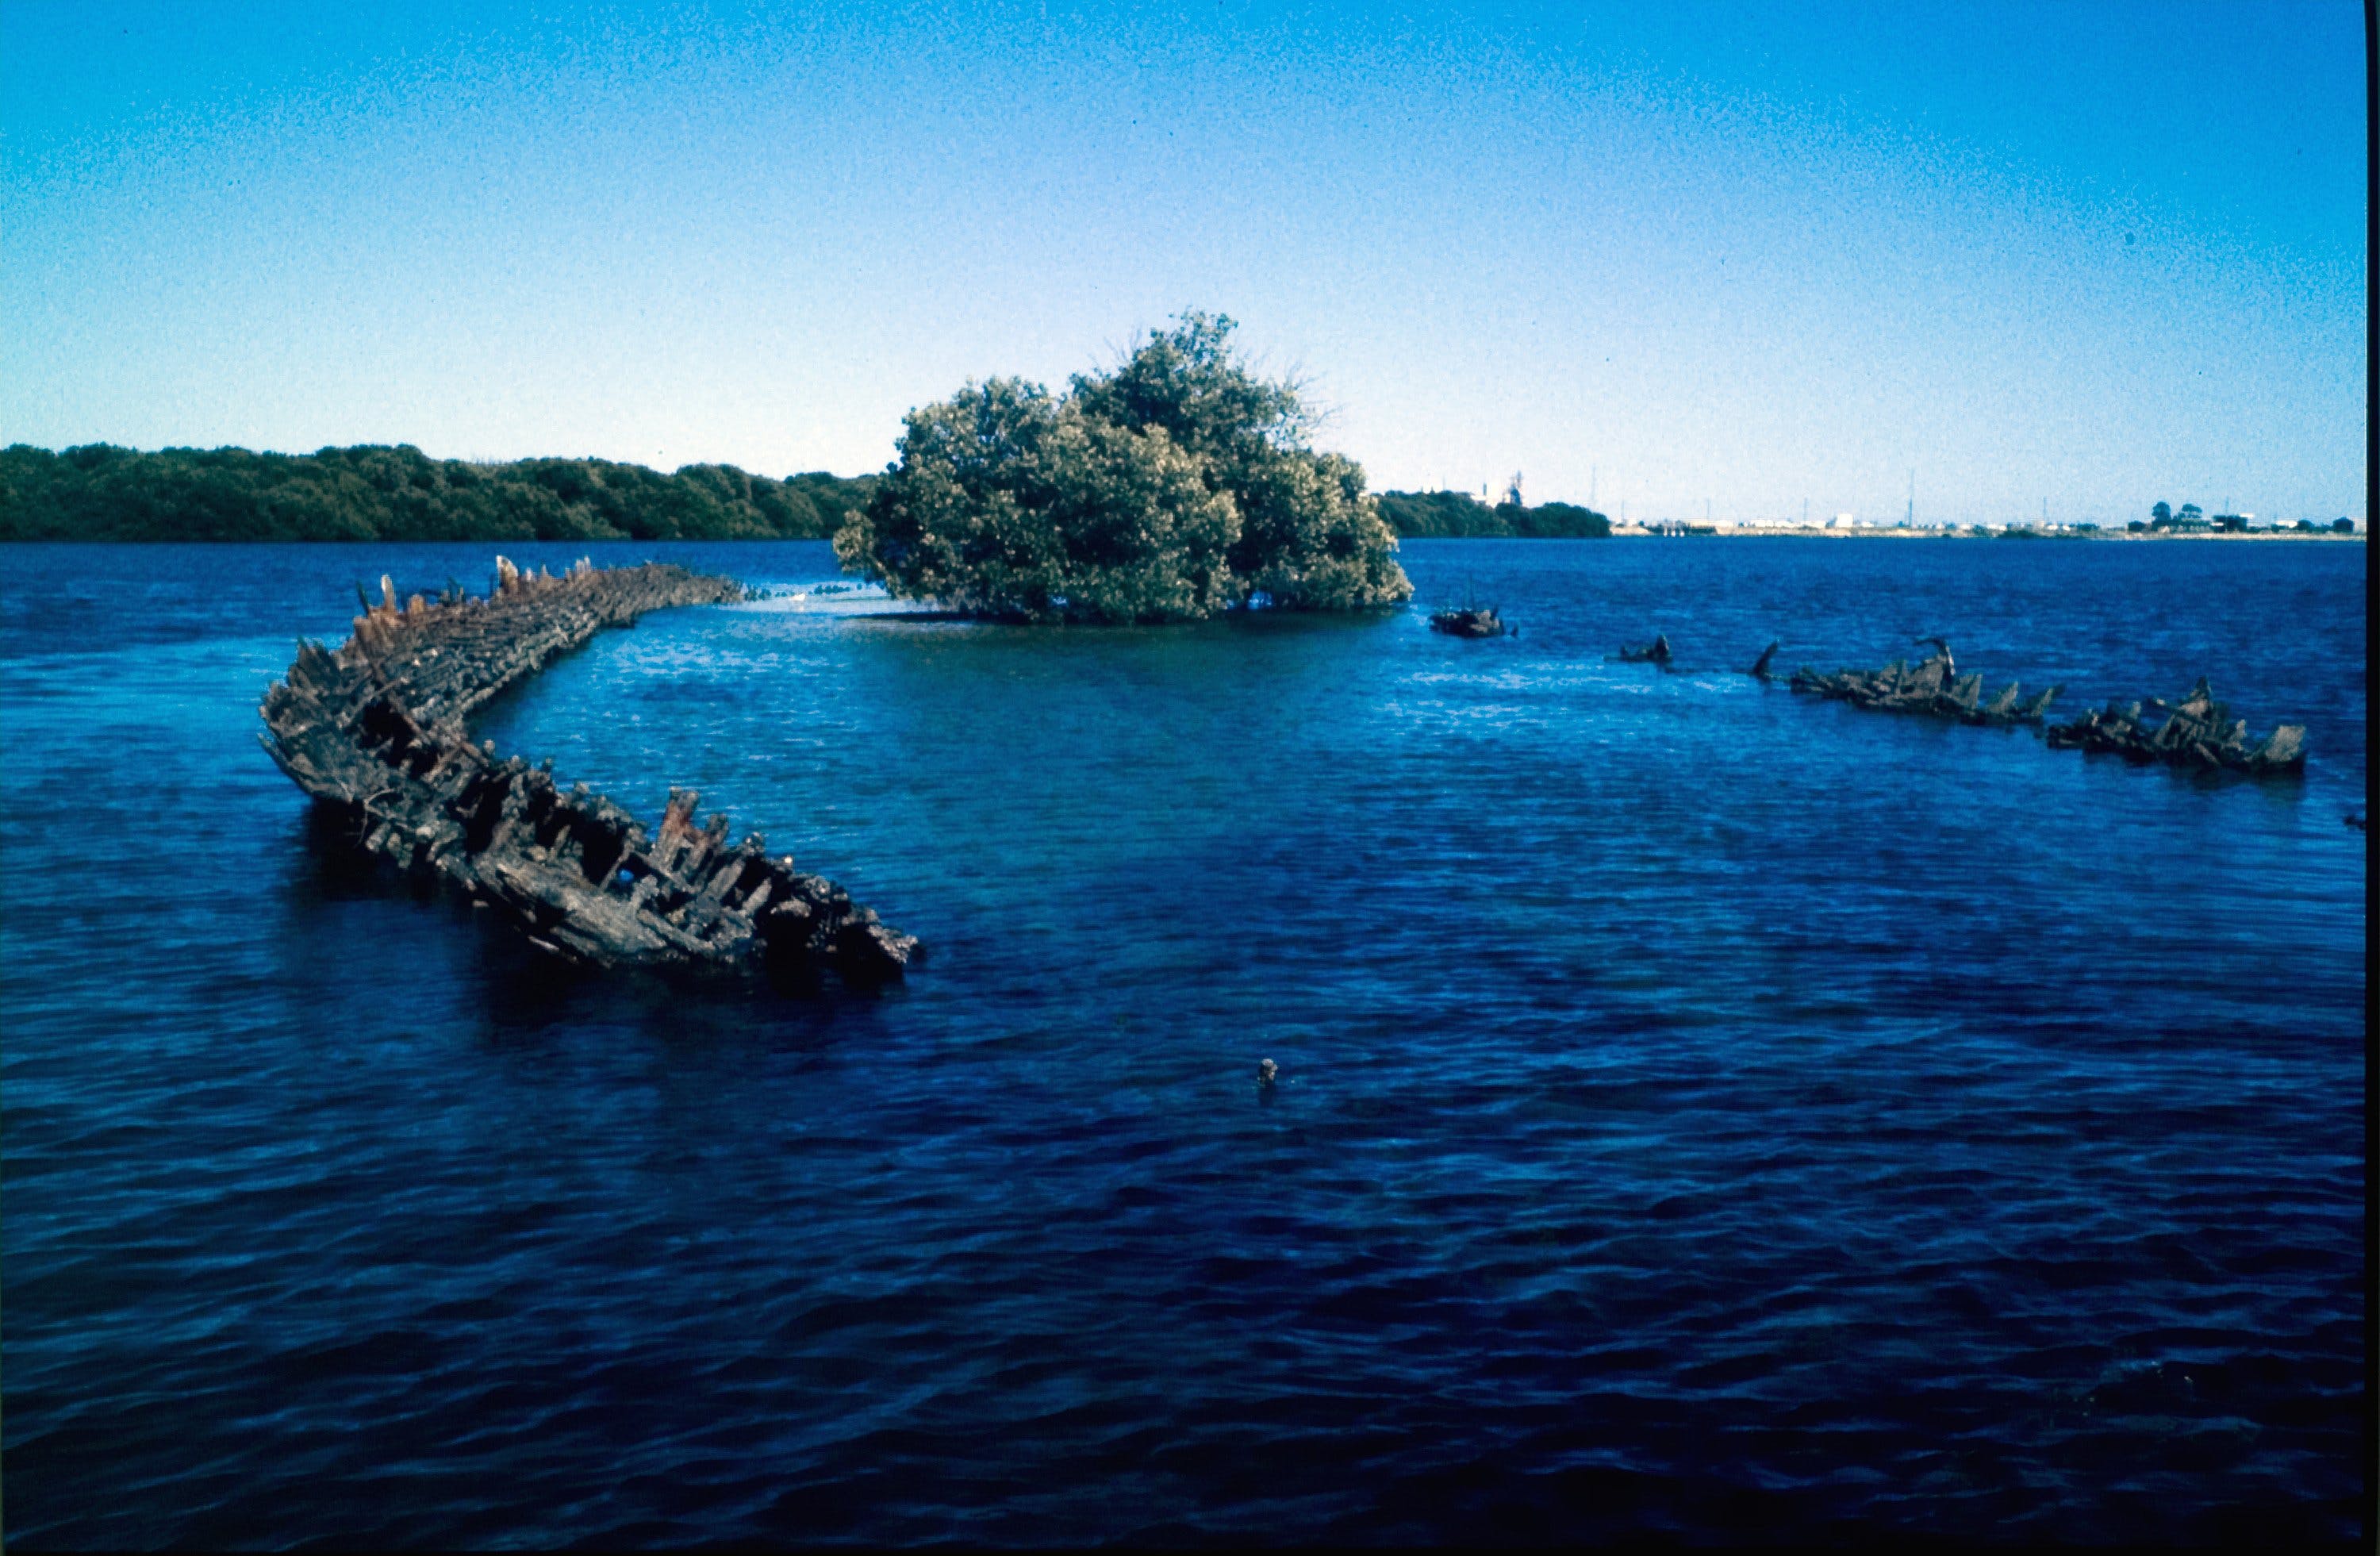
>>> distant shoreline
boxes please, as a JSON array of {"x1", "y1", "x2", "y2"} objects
[
  {"x1": 0, "y1": 529, "x2": 2363, "y2": 544},
  {"x1": 0, "y1": 442, "x2": 2361, "y2": 544},
  {"x1": 1595, "y1": 526, "x2": 2365, "y2": 541}
]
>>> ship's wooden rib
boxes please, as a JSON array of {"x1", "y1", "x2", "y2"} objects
[{"x1": 259, "y1": 557, "x2": 918, "y2": 986}]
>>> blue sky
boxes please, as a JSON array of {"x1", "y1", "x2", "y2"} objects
[{"x1": 3, "y1": 0, "x2": 2366, "y2": 523}]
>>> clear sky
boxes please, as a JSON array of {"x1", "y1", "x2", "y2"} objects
[{"x1": 3, "y1": 0, "x2": 2367, "y2": 524}]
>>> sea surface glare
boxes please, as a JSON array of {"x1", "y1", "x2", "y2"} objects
[{"x1": 1, "y1": 538, "x2": 2366, "y2": 1546}]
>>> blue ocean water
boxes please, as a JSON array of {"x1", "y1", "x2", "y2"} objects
[{"x1": 1, "y1": 537, "x2": 2366, "y2": 1546}]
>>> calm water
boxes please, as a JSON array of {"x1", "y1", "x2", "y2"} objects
[{"x1": 2, "y1": 538, "x2": 2366, "y2": 1546}]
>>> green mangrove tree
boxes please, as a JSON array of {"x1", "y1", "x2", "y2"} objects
[{"x1": 833, "y1": 313, "x2": 1412, "y2": 622}]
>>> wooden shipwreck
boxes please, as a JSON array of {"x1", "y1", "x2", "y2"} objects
[
  {"x1": 1789, "y1": 641, "x2": 2059, "y2": 727},
  {"x1": 1429, "y1": 605, "x2": 1506, "y2": 638},
  {"x1": 259, "y1": 558, "x2": 919, "y2": 987},
  {"x1": 2045, "y1": 677, "x2": 2306, "y2": 776},
  {"x1": 1429, "y1": 580, "x2": 1507, "y2": 639}
]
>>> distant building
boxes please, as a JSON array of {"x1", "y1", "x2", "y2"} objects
[{"x1": 1466, "y1": 473, "x2": 1527, "y2": 508}]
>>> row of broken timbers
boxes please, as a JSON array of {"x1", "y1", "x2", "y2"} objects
[
  {"x1": 261, "y1": 557, "x2": 919, "y2": 991},
  {"x1": 1608, "y1": 633, "x2": 2308, "y2": 778},
  {"x1": 262, "y1": 559, "x2": 2312, "y2": 993}
]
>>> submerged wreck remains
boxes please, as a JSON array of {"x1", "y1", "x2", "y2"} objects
[
  {"x1": 1789, "y1": 641, "x2": 2059, "y2": 727},
  {"x1": 1429, "y1": 605, "x2": 1507, "y2": 638},
  {"x1": 2046, "y1": 678, "x2": 2305, "y2": 776},
  {"x1": 260, "y1": 559, "x2": 919, "y2": 986},
  {"x1": 1781, "y1": 640, "x2": 2309, "y2": 778}
]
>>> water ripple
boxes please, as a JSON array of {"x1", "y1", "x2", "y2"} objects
[{"x1": 2, "y1": 539, "x2": 2365, "y2": 1546}]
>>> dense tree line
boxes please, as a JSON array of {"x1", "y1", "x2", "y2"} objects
[
  {"x1": 1, "y1": 435, "x2": 1617, "y2": 551},
  {"x1": 835, "y1": 313, "x2": 1412, "y2": 623},
  {"x1": 1373, "y1": 489, "x2": 1611, "y2": 538},
  {"x1": 2138, "y1": 498, "x2": 2354, "y2": 535},
  {"x1": 0, "y1": 443, "x2": 877, "y2": 543}
]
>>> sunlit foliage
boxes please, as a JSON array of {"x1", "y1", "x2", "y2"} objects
[{"x1": 835, "y1": 313, "x2": 1413, "y2": 622}]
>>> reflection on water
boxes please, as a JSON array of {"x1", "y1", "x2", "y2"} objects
[{"x1": 2, "y1": 539, "x2": 2366, "y2": 1546}]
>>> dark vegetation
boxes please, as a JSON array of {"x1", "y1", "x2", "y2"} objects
[
  {"x1": 2141, "y1": 499, "x2": 2354, "y2": 535},
  {"x1": 834, "y1": 313, "x2": 1412, "y2": 623},
  {"x1": 1374, "y1": 490, "x2": 1611, "y2": 538},
  {"x1": 13, "y1": 451, "x2": 2354, "y2": 549},
  {"x1": 0, "y1": 443, "x2": 875, "y2": 543}
]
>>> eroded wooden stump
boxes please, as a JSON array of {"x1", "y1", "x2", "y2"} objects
[{"x1": 1616, "y1": 632, "x2": 1674, "y2": 666}]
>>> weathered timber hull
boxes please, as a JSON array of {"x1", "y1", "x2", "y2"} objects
[
  {"x1": 259, "y1": 559, "x2": 918, "y2": 986},
  {"x1": 1787, "y1": 651, "x2": 2056, "y2": 728},
  {"x1": 1786, "y1": 648, "x2": 2307, "y2": 778},
  {"x1": 2045, "y1": 678, "x2": 2305, "y2": 777}
]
